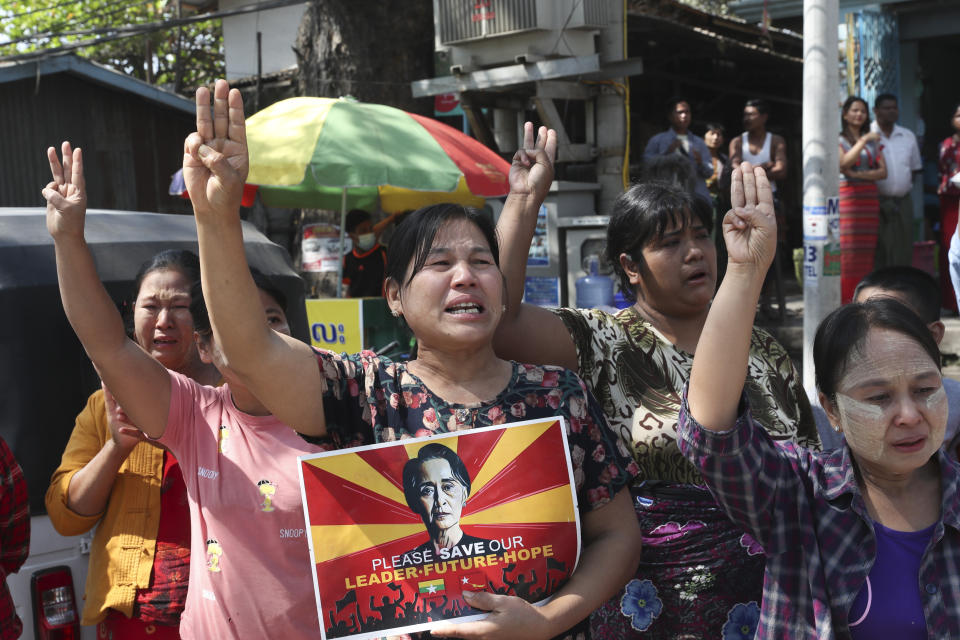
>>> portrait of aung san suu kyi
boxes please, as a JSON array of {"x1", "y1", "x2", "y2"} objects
[{"x1": 402, "y1": 443, "x2": 493, "y2": 563}]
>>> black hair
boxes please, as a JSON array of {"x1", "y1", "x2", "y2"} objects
[
  {"x1": 190, "y1": 268, "x2": 288, "y2": 338},
  {"x1": 345, "y1": 209, "x2": 372, "y2": 233},
  {"x1": 841, "y1": 96, "x2": 871, "y2": 135},
  {"x1": 124, "y1": 249, "x2": 201, "y2": 335},
  {"x1": 744, "y1": 99, "x2": 769, "y2": 115},
  {"x1": 665, "y1": 96, "x2": 689, "y2": 116},
  {"x1": 853, "y1": 266, "x2": 940, "y2": 323},
  {"x1": 874, "y1": 93, "x2": 898, "y2": 108},
  {"x1": 814, "y1": 297, "x2": 941, "y2": 402},
  {"x1": 606, "y1": 179, "x2": 713, "y2": 301},
  {"x1": 704, "y1": 122, "x2": 725, "y2": 136},
  {"x1": 640, "y1": 154, "x2": 700, "y2": 195},
  {"x1": 385, "y1": 203, "x2": 499, "y2": 288},
  {"x1": 402, "y1": 443, "x2": 471, "y2": 515}
]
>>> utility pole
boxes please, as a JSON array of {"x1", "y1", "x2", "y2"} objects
[
  {"x1": 595, "y1": 6, "x2": 627, "y2": 216},
  {"x1": 801, "y1": 0, "x2": 841, "y2": 396}
]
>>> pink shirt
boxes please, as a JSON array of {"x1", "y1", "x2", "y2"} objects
[{"x1": 161, "y1": 371, "x2": 324, "y2": 639}]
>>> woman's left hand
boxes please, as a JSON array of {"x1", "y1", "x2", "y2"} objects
[
  {"x1": 508, "y1": 122, "x2": 557, "y2": 207},
  {"x1": 429, "y1": 591, "x2": 551, "y2": 640},
  {"x1": 42, "y1": 141, "x2": 86, "y2": 240},
  {"x1": 723, "y1": 161, "x2": 777, "y2": 272},
  {"x1": 182, "y1": 79, "x2": 249, "y2": 218}
]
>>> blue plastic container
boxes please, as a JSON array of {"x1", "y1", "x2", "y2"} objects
[{"x1": 575, "y1": 256, "x2": 614, "y2": 309}]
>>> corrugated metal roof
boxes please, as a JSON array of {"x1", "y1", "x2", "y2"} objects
[{"x1": 0, "y1": 55, "x2": 194, "y2": 114}]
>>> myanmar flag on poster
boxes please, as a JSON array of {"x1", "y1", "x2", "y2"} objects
[
  {"x1": 298, "y1": 418, "x2": 580, "y2": 640},
  {"x1": 418, "y1": 579, "x2": 445, "y2": 594}
]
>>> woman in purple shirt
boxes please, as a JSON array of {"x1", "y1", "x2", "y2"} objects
[{"x1": 677, "y1": 161, "x2": 960, "y2": 639}]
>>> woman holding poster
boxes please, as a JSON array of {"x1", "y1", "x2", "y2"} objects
[
  {"x1": 493, "y1": 127, "x2": 820, "y2": 639},
  {"x1": 181, "y1": 80, "x2": 640, "y2": 640}
]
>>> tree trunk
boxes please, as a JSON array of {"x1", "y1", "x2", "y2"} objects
[{"x1": 295, "y1": 0, "x2": 435, "y2": 115}]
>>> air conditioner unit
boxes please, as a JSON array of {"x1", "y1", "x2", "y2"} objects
[{"x1": 436, "y1": 0, "x2": 608, "y2": 72}]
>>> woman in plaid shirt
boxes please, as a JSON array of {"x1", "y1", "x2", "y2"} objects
[{"x1": 679, "y1": 161, "x2": 960, "y2": 639}]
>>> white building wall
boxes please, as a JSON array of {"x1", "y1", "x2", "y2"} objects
[{"x1": 221, "y1": 0, "x2": 307, "y2": 80}]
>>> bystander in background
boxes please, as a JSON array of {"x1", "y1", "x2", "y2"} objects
[
  {"x1": 342, "y1": 209, "x2": 399, "y2": 298},
  {"x1": 643, "y1": 97, "x2": 713, "y2": 205},
  {"x1": 871, "y1": 93, "x2": 923, "y2": 268}
]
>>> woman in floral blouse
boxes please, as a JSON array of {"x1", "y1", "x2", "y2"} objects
[
  {"x1": 495, "y1": 125, "x2": 819, "y2": 639},
  {"x1": 182, "y1": 79, "x2": 641, "y2": 640},
  {"x1": 938, "y1": 102, "x2": 960, "y2": 312}
]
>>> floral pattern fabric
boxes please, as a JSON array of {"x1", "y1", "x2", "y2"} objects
[
  {"x1": 589, "y1": 484, "x2": 765, "y2": 639},
  {"x1": 554, "y1": 306, "x2": 818, "y2": 639},
  {"x1": 315, "y1": 351, "x2": 639, "y2": 639},
  {"x1": 316, "y1": 351, "x2": 639, "y2": 512},
  {"x1": 555, "y1": 306, "x2": 819, "y2": 485}
]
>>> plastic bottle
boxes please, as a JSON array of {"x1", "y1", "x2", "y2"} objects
[{"x1": 575, "y1": 255, "x2": 614, "y2": 309}]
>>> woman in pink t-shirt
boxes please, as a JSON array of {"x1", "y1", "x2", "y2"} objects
[
  {"x1": 180, "y1": 80, "x2": 641, "y2": 640},
  {"x1": 42, "y1": 144, "x2": 330, "y2": 639}
]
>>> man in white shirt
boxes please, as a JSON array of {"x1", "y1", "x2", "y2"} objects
[{"x1": 870, "y1": 93, "x2": 923, "y2": 268}]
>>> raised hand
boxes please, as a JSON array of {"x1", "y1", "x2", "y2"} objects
[
  {"x1": 102, "y1": 383, "x2": 146, "y2": 453},
  {"x1": 723, "y1": 161, "x2": 777, "y2": 271},
  {"x1": 183, "y1": 79, "x2": 249, "y2": 217},
  {"x1": 42, "y1": 141, "x2": 86, "y2": 239},
  {"x1": 509, "y1": 122, "x2": 557, "y2": 205}
]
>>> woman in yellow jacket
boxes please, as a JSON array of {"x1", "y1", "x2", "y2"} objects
[{"x1": 45, "y1": 246, "x2": 219, "y2": 639}]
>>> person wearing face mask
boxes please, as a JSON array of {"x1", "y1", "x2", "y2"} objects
[
  {"x1": 181, "y1": 80, "x2": 641, "y2": 640},
  {"x1": 680, "y1": 164, "x2": 960, "y2": 638},
  {"x1": 343, "y1": 209, "x2": 398, "y2": 297}
]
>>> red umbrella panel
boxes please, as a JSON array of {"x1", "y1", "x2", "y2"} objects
[{"x1": 169, "y1": 168, "x2": 258, "y2": 208}]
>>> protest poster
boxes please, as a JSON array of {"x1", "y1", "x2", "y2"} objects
[
  {"x1": 302, "y1": 223, "x2": 343, "y2": 272},
  {"x1": 298, "y1": 418, "x2": 580, "y2": 640}
]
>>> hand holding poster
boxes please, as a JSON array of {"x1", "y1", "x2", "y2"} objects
[{"x1": 298, "y1": 418, "x2": 580, "y2": 640}]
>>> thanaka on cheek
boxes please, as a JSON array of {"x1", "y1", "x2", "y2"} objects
[{"x1": 833, "y1": 330, "x2": 947, "y2": 469}]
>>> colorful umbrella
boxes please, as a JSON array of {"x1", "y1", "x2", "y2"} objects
[
  {"x1": 243, "y1": 96, "x2": 511, "y2": 296},
  {"x1": 244, "y1": 97, "x2": 510, "y2": 212}
]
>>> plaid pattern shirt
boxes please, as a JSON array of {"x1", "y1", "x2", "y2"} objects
[
  {"x1": 677, "y1": 390, "x2": 960, "y2": 640},
  {"x1": 0, "y1": 436, "x2": 29, "y2": 640}
]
